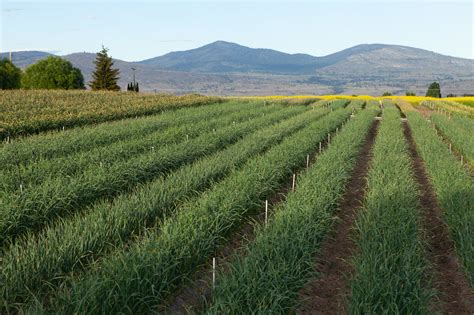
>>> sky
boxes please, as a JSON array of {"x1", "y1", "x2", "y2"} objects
[{"x1": 1, "y1": 0, "x2": 473, "y2": 61}]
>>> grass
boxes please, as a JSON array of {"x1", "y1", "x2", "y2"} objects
[
  {"x1": 0, "y1": 102, "x2": 284, "y2": 192},
  {"x1": 0, "y1": 106, "x2": 329, "y2": 309},
  {"x1": 0, "y1": 90, "x2": 221, "y2": 139},
  {"x1": 48, "y1": 107, "x2": 352, "y2": 314},
  {"x1": 206, "y1": 107, "x2": 378, "y2": 314},
  {"x1": 0, "y1": 100, "x2": 261, "y2": 168},
  {"x1": 348, "y1": 105, "x2": 431, "y2": 314},
  {"x1": 406, "y1": 111, "x2": 474, "y2": 285},
  {"x1": 430, "y1": 113, "x2": 474, "y2": 167},
  {"x1": 0, "y1": 105, "x2": 306, "y2": 246}
]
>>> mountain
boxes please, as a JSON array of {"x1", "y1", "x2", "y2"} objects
[
  {"x1": 0, "y1": 51, "x2": 52, "y2": 68},
  {"x1": 140, "y1": 40, "x2": 319, "y2": 74},
  {"x1": 3, "y1": 41, "x2": 473, "y2": 95}
]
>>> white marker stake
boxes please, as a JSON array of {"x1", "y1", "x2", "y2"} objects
[
  {"x1": 62, "y1": 126, "x2": 65, "y2": 131},
  {"x1": 265, "y1": 200, "x2": 269, "y2": 226},
  {"x1": 186, "y1": 134, "x2": 189, "y2": 141},
  {"x1": 151, "y1": 146, "x2": 155, "y2": 152},
  {"x1": 306, "y1": 154, "x2": 310, "y2": 169},
  {"x1": 328, "y1": 133, "x2": 331, "y2": 144},
  {"x1": 212, "y1": 257, "x2": 216, "y2": 289},
  {"x1": 20, "y1": 184, "x2": 23, "y2": 193},
  {"x1": 449, "y1": 143, "x2": 452, "y2": 153},
  {"x1": 319, "y1": 142, "x2": 322, "y2": 154},
  {"x1": 336, "y1": 127, "x2": 339, "y2": 133},
  {"x1": 461, "y1": 155, "x2": 464, "y2": 165},
  {"x1": 292, "y1": 174, "x2": 296, "y2": 192}
]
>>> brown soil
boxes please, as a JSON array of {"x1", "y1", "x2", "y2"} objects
[
  {"x1": 162, "y1": 122, "x2": 346, "y2": 314},
  {"x1": 295, "y1": 119, "x2": 379, "y2": 315},
  {"x1": 403, "y1": 121, "x2": 474, "y2": 314}
]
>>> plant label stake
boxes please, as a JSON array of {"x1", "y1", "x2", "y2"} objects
[
  {"x1": 328, "y1": 133, "x2": 331, "y2": 144},
  {"x1": 151, "y1": 146, "x2": 155, "y2": 152},
  {"x1": 265, "y1": 200, "x2": 268, "y2": 226},
  {"x1": 20, "y1": 184, "x2": 23, "y2": 193},
  {"x1": 319, "y1": 142, "x2": 322, "y2": 154},
  {"x1": 306, "y1": 154, "x2": 310, "y2": 169},
  {"x1": 461, "y1": 155, "x2": 463, "y2": 165},
  {"x1": 449, "y1": 143, "x2": 452, "y2": 153},
  {"x1": 62, "y1": 126, "x2": 65, "y2": 131},
  {"x1": 212, "y1": 257, "x2": 216, "y2": 289},
  {"x1": 186, "y1": 134, "x2": 189, "y2": 141},
  {"x1": 292, "y1": 174, "x2": 296, "y2": 192}
]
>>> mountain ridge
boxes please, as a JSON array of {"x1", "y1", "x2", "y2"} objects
[{"x1": 1, "y1": 41, "x2": 473, "y2": 95}]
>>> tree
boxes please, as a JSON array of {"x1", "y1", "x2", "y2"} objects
[
  {"x1": 0, "y1": 58, "x2": 22, "y2": 89},
  {"x1": 382, "y1": 92, "x2": 392, "y2": 96},
  {"x1": 90, "y1": 46, "x2": 120, "y2": 91},
  {"x1": 406, "y1": 91, "x2": 416, "y2": 96},
  {"x1": 127, "y1": 82, "x2": 139, "y2": 92},
  {"x1": 21, "y1": 56, "x2": 84, "y2": 89},
  {"x1": 426, "y1": 82, "x2": 441, "y2": 98}
]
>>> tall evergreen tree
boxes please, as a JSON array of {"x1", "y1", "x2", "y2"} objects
[
  {"x1": 426, "y1": 82, "x2": 441, "y2": 98},
  {"x1": 135, "y1": 82, "x2": 139, "y2": 92},
  {"x1": 90, "y1": 46, "x2": 120, "y2": 91}
]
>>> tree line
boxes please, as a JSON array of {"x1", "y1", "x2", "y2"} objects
[{"x1": 0, "y1": 46, "x2": 138, "y2": 92}]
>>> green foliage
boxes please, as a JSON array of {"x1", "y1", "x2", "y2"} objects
[
  {"x1": 349, "y1": 106, "x2": 430, "y2": 314},
  {"x1": 382, "y1": 92, "x2": 392, "y2": 96},
  {"x1": 89, "y1": 46, "x2": 120, "y2": 91},
  {"x1": 127, "y1": 82, "x2": 139, "y2": 92},
  {"x1": 406, "y1": 91, "x2": 416, "y2": 96},
  {"x1": 50, "y1": 107, "x2": 352, "y2": 313},
  {"x1": 21, "y1": 56, "x2": 84, "y2": 90},
  {"x1": 0, "y1": 58, "x2": 22, "y2": 89},
  {"x1": 431, "y1": 113, "x2": 474, "y2": 167},
  {"x1": 208, "y1": 107, "x2": 377, "y2": 314},
  {"x1": 426, "y1": 81, "x2": 441, "y2": 98},
  {"x1": 407, "y1": 112, "x2": 474, "y2": 285},
  {"x1": 0, "y1": 106, "x2": 313, "y2": 307},
  {"x1": 0, "y1": 90, "x2": 220, "y2": 139},
  {"x1": 0, "y1": 103, "x2": 297, "y2": 247}
]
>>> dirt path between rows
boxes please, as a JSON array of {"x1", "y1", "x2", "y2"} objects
[
  {"x1": 403, "y1": 121, "x2": 474, "y2": 314},
  {"x1": 162, "y1": 121, "x2": 347, "y2": 315},
  {"x1": 294, "y1": 119, "x2": 379, "y2": 314}
]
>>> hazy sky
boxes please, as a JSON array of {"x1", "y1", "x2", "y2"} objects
[{"x1": 1, "y1": 0, "x2": 473, "y2": 61}]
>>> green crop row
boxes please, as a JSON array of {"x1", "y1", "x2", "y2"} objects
[
  {"x1": 0, "y1": 100, "x2": 261, "y2": 168},
  {"x1": 406, "y1": 112, "x2": 474, "y2": 285},
  {"x1": 0, "y1": 106, "x2": 306, "y2": 247},
  {"x1": 430, "y1": 113, "x2": 474, "y2": 167},
  {"x1": 207, "y1": 108, "x2": 378, "y2": 314},
  {"x1": 348, "y1": 107, "x2": 430, "y2": 314},
  {"x1": 0, "y1": 90, "x2": 221, "y2": 139},
  {"x1": 0, "y1": 106, "x2": 330, "y2": 309},
  {"x1": 0, "y1": 102, "x2": 283, "y2": 192},
  {"x1": 48, "y1": 107, "x2": 352, "y2": 314}
]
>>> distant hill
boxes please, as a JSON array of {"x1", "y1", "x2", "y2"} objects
[
  {"x1": 139, "y1": 41, "x2": 319, "y2": 74},
  {"x1": 0, "y1": 51, "x2": 52, "y2": 68},
  {"x1": 2, "y1": 41, "x2": 473, "y2": 95}
]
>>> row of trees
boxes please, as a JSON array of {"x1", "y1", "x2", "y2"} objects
[
  {"x1": 381, "y1": 82, "x2": 443, "y2": 98},
  {"x1": 0, "y1": 47, "x2": 135, "y2": 91}
]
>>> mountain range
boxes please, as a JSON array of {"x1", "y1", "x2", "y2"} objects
[{"x1": 2, "y1": 41, "x2": 473, "y2": 95}]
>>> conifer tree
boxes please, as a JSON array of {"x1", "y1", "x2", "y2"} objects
[
  {"x1": 90, "y1": 46, "x2": 120, "y2": 91},
  {"x1": 135, "y1": 82, "x2": 139, "y2": 92}
]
